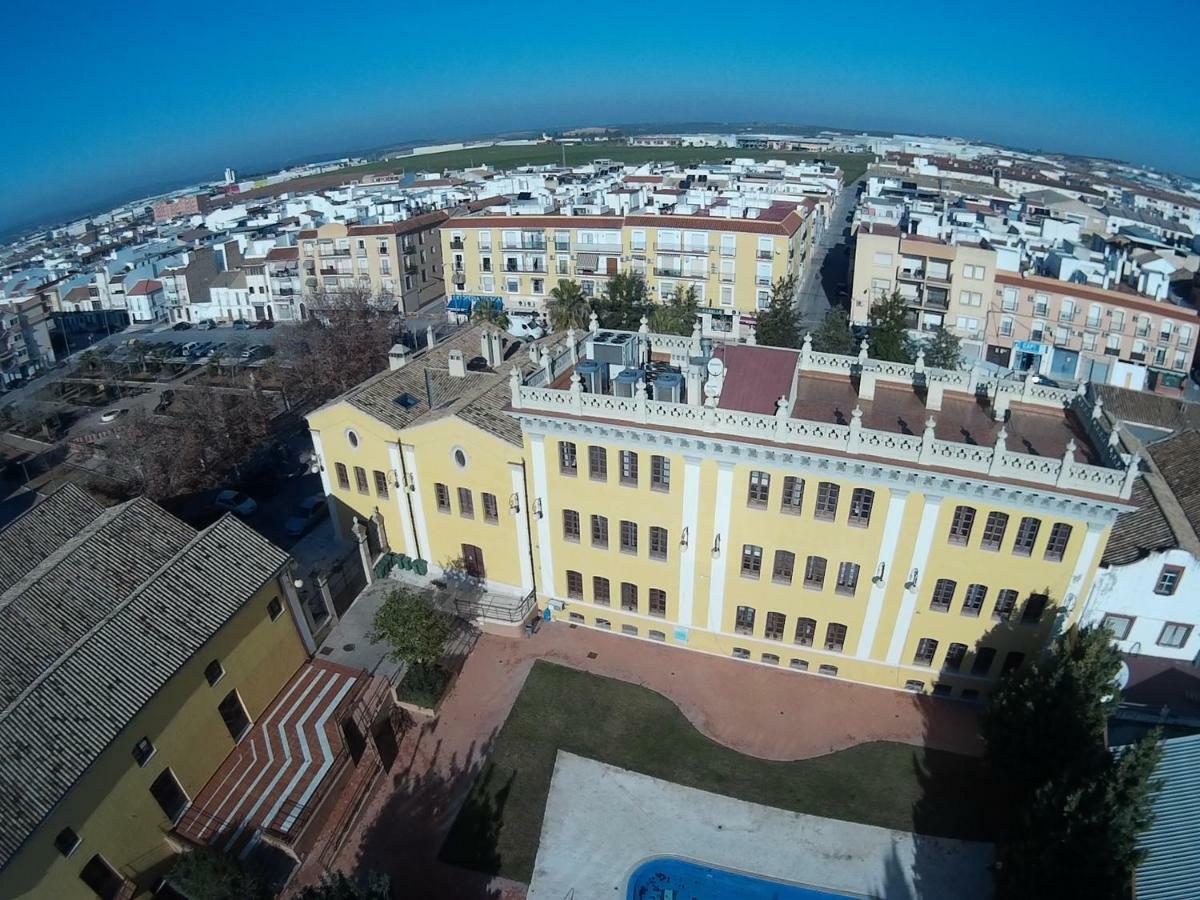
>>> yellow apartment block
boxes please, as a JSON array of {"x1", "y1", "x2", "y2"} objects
[
  {"x1": 440, "y1": 201, "x2": 818, "y2": 319},
  {"x1": 0, "y1": 486, "x2": 316, "y2": 900},
  {"x1": 310, "y1": 323, "x2": 1136, "y2": 701}
]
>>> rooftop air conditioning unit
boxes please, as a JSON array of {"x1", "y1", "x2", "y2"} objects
[
  {"x1": 650, "y1": 371, "x2": 684, "y2": 403},
  {"x1": 613, "y1": 367, "x2": 643, "y2": 397},
  {"x1": 589, "y1": 331, "x2": 638, "y2": 368},
  {"x1": 575, "y1": 358, "x2": 608, "y2": 394}
]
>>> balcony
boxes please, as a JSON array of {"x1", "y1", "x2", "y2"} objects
[
  {"x1": 1130, "y1": 351, "x2": 1146, "y2": 362},
  {"x1": 319, "y1": 266, "x2": 338, "y2": 276},
  {"x1": 449, "y1": 238, "x2": 464, "y2": 250},
  {"x1": 1059, "y1": 311, "x2": 1076, "y2": 323},
  {"x1": 925, "y1": 271, "x2": 952, "y2": 286},
  {"x1": 654, "y1": 268, "x2": 683, "y2": 279},
  {"x1": 575, "y1": 241, "x2": 622, "y2": 254},
  {"x1": 680, "y1": 245, "x2": 712, "y2": 255},
  {"x1": 757, "y1": 250, "x2": 773, "y2": 260},
  {"x1": 405, "y1": 263, "x2": 418, "y2": 275},
  {"x1": 720, "y1": 246, "x2": 736, "y2": 257},
  {"x1": 1104, "y1": 346, "x2": 1120, "y2": 356},
  {"x1": 503, "y1": 238, "x2": 547, "y2": 251},
  {"x1": 897, "y1": 269, "x2": 924, "y2": 282},
  {"x1": 504, "y1": 262, "x2": 547, "y2": 274},
  {"x1": 1135, "y1": 326, "x2": 1151, "y2": 339},
  {"x1": 329, "y1": 248, "x2": 351, "y2": 258}
]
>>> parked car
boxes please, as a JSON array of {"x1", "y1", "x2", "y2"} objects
[
  {"x1": 253, "y1": 319, "x2": 274, "y2": 329},
  {"x1": 213, "y1": 489, "x2": 257, "y2": 516},
  {"x1": 197, "y1": 319, "x2": 217, "y2": 330},
  {"x1": 99, "y1": 408, "x2": 128, "y2": 423},
  {"x1": 285, "y1": 495, "x2": 329, "y2": 537},
  {"x1": 232, "y1": 318, "x2": 251, "y2": 330},
  {"x1": 506, "y1": 312, "x2": 546, "y2": 340},
  {"x1": 172, "y1": 321, "x2": 192, "y2": 331}
]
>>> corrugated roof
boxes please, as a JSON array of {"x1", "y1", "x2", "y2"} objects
[
  {"x1": 1101, "y1": 477, "x2": 1177, "y2": 566},
  {"x1": 0, "y1": 510, "x2": 289, "y2": 870},
  {"x1": 0, "y1": 484, "x2": 103, "y2": 593},
  {"x1": 1135, "y1": 732, "x2": 1200, "y2": 899}
]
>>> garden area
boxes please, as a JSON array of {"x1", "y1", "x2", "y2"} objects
[{"x1": 439, "y1": 661, "x2": 996, "y2": 883}]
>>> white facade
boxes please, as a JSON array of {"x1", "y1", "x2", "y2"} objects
[{"x1": 1082, "y1": 548, "x2": 1199, "y2": 661}]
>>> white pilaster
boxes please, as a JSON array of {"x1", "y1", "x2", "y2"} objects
[
  {"x1": 279, "y1": 570, "x2": 317, "y2": 654},
  {"x1": 706, "y1": 461, "x2": 735, "y2": 633},
  {"x1": 885, "y1": 495, "x2": 944, "y2": 665},
  {"x1": 388, "y1": 443, "x2": 417, "y2": 557},
  {"x1": 530, "y1": 435, "x2": 555, "y2": 595},
  {"x1": 510, "y1": 461, "x2": 535, "y2": 593},
  {"x1": 401, "y1": 444, "x2": 431, "y2": 563},
  {"x1": 1054, "y1": 522, "x2": 1106, "y2": 638},
  {"x1": 855, "y1": 488, "x2": 909, "y2": 658},
  {"x1": 309, "y1": 429, "x2": 340, "y2": 540},
  {"x1": 677, "y1": 456, "x2": 702, "y2": 627}
]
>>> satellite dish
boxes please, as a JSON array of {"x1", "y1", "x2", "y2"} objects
[
  {"x1": 706, "y1": 357, "x2": 725, "y2": 378},
  {"x1": 1114, "y1": 660, "x2": 1130, "y2": 692}
]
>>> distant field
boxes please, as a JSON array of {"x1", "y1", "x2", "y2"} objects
[{"x1": 235, "y1": 144, "x2": 874, "y2": 201}]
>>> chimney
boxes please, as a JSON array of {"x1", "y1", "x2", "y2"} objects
[
  {"x1": 388, "y1": 343, "x2": 410, "y2": 370},
  {"x1": 448, "y1": 349, "x2": 466, "y2": 378},
  {"x1": 481, "y1": 328, "x2": 504, "y2": 367}
]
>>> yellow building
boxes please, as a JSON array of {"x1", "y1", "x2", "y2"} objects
[
  {"x1": 308, "y1": 323, "x2": 1136, "y2": 699},
  {"x1": 440, "y1": 201, "x2": 817, "y2": 319},
  {"x1": 0, "y1": 485, "x2": 317, "y2": 899}
]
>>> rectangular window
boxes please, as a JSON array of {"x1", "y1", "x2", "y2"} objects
[
  {"x1": 619, "y1": 520, "x2": 638, "y2": 554},
  {"x1": 848, "y1": 489, "x2": 874, "y2": 527},
  {"x1": 354, "y1": 466, "x2": 369, "y2": 494},
  {"x1": 621, "y1": 582, "x2": 638, "y2": 612},
  {"x1": 373, "y1": 470, "x2": 389, "y2": 499},
  {"x1": 835, "y1": 562, "x2": 860, "y2": 596},
  {"x1": 794, "y1": 617, "x2": 816, "y2": 646},
  {"x1": 1155, "y1": 565, "x2": 1184, "y2": 596},
  {"x1": 132, "y1": 737, "x2": 155, "y2": 767},
  {"x1": 961, "y1": 583, "x2": 987, "y2": 617},
  {"x1": 747, "y1": 470, "x2": 770, "y2": 507},
  {"x1": 434, "y1": 483, "x2": 451, "y2": 513},
  {"x1": 335, "y1": 463, "x2": 350, "y2": 490},
  {"x1": 1044, "y1": 523, "x2": 1072, "y2": 561},
  {"x1": 218, "y1": 690, "x2": 251, "y2": 741},
  {"x1": 764, "y1": 611, "x2": 786, "y2": 641},
  {"x1": 650, "y1": 455, "x2": 670, "y2": 491},
  {"x1": 80, "y1": 855, "x2": 124, "y2": 900},
  {"x1": 591, "y1": 515, "x2": 609, "y2": 548},
  {"x1": 1013, "y1": 517, "x2": 1040, "y2": 556},
  {"x1": 649, "y1": 588, "x2": 667, "y2": 618},
  {"x1": 649, "y1": 526, "x2": 669, "y2": 560},
  {"x1": 1102, "y1": 613, "x2": 1134, "y2": 640},
  {"x1": 1157, "y1": 622, "x2": 1192, "y2": 649},
  {"x1": 942, "y1": 643, "x2": 968, "y2": 672},
  {"x1": 593, "y1": 576, "x2": 611, "y2": 606},
  {"x1": 772, "y1": 550, "x2": 795, "y2": 584},
  {"x1": 981, "y1": 512, "x2": 1008, "y2": 551},
  {"x1": 55, "y1": 827, "x2": 81, "y2": 857},
  {"x1": 457, "y1": 487, "x2": 474, "y2": 519},
  {"x1": 619, "y1": 450, "x2": 639, "y2": 486},
  {"x1": 482, "y1": 492, "x2": 499, "y2": 524},
  {"x1": 814, "y1": 482, "x2": 839, "y2": 520},
  {"x1": 803, "y1": 555, "x2": 827, "y2": 589},
  {"x1": 993, "y1": 588, "x2": 1018, "y2": 621},
  {"x1": 971, "y1": 647, "x2": 996, "y2": 676},
  {"x1": 559, "y1": 441, "x2": 578, "y2": 474},
  {"x1": 948, "y1": 505, "x2": 975, "y2": 545},
  {"x1": 824, "y1": 623, "x2": 847, "y2": 652},
  {"x1": 595, "y1": 617, "x2": 611, "y2": 629},
  {"x1": 930, "y1": 578, "x2": 956, "y2": 612},
  {"x1": 735, "y1": 605, "x2": 756, "y2": 635},
  {"x1": 204, "y1": 659, "x2": 224, "y2": 686},
  {"x1": 741, "y1": 544, "x2": 763, "y2": 578},
  {"x1": 622, "y1": 624, "x2": 639, "y2": 637},
  {"x1": 1021, "y1": 593, "x2": 1048, "y2": 624},
  {"x1": 913, "y1": 638, "x2": 939, "y2": 667},
  {"x1": 780, "y1": 476, "x2": 804, "y2": 514},
  {"x1": 566, "y1": 570, "x2": 583, "y2": 600},
  {"x1": 563, "y1": 509, "x2": 581, "y2": 541},
  {"x1": 588, "y1": 446, "x2": 607, "y2": 480}
]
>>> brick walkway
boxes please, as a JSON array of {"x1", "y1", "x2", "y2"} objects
[{"x1": 288, "y1": 621, "x2": 982, "y2": 898}]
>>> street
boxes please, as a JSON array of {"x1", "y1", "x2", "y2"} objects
[{"x1": 796, "y1": 176, "x2": 863, "y2": 327}]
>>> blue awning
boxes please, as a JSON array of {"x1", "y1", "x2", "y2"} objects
[{"x1": 446, "y1": 294, "x2": 503, "y2": 312}]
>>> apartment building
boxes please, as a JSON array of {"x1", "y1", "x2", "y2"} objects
[
  {"x1": 299, "y1": 211, "x2": 449, "y2": 314},
  {"x1": 850, "y1": 223, "x2": 996, "y2": 343},
  {"x1": 309, "y1": 321, "x2": 1135, "y2": 699},
  {"x1": 0, "y1": 486, "x2": 323, "y2": 900},
  {"x1": 440, "y1": 200, "x2": 815, "y2": 318},
  {"x1": 0, "y1": 293, "x2": 56, "y2": 385},
  {"x1": 987, "y1": 272, "x2": 1198, "y2": 390}
]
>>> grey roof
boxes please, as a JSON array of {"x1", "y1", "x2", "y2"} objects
[
  {"x1": 0, "y1": 484, "x2": 103, "y2": 593},
  {"x1": 0, "y1": 509, "x2": 289, "y2": 870},
  {"x1": 1101, "y1": 477, "x2": 1177, "y2": 566},
  {"x1": 1135, "y1": 732, "x2": 1200, "y2": 899},
  {"x1": 1094, "y1": 384, "x2": 1200, "y2": 435},
  {"x1": 1146, "y1": 430, "x2": 1200, "y2": 539}
]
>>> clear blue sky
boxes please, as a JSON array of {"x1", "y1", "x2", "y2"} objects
[{"x1": 4, "y1": 0, "x2": 1198, "y2": 234}]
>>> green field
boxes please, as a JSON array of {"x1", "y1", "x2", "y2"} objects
[
  {"x1": 243, "y1": 144, "x2": 874, "y2": 200},
  {"x1": 439, "y1": 661, "x2": 993, "y2": 883}
]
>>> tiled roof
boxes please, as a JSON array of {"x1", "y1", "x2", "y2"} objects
[
  {"x1": 1146, "y1": 430, "x2": 1200, "y2": 538},
  {"x1": 995, "y1": 272, "x2": 1200, "y2": 320},
  {"x1": 0, "y1": 484, "x2": 103, "y2": 593},
  {"x1": 1100, "y1": 477, "x2": 1176, "y2": 566},
  {"x1": 1094, "y1": 384, "x2": 1200, "y2": 434},
  {"x1": 0, "y1": 509, "x2": 289, "y2": 870}
]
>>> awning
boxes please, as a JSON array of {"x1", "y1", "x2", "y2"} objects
[
  {"x1": 447, "y1": 294, "x2": 471, "y2": 311},
  {"x1": 576, "y1": 252, "x2": 600, "y2": 271},
  {"x1": 446, "y1": 294, "x2": 503, "y2": 312}
]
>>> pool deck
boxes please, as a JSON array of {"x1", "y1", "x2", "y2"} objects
[{"x1": 527, "y1": 753, "x2": 994, "y2": 900}]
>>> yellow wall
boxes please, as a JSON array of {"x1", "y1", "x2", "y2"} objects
[{"x1": 2, "y1": 583, "x2": 307, "y2": 900}]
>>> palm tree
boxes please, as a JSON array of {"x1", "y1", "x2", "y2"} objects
[
  {"x1": 546, "y1": 279, "x2": 591, "y2": 331},
  {"x1": 469, "y1": 301, "x2": 509, "y2": 331}
]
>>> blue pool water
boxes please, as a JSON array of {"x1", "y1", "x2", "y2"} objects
[{"x1": 627, "y1": 856, "x2": 858, "y2": 900}]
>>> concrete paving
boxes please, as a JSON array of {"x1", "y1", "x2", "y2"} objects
[
  {"x1": 528, "y1": 753, "x2": 994, "y2": 900},
  {"x1": 797, "y1": 177, "x2": 863, "y2": 327}
]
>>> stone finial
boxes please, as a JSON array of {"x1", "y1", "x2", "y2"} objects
[
  {"x1": 914, "y1": 347, "x2": 926, "y2": 374},
  {"x1": 350, "y1": 516, "x2": 367, "y2": 542},
  {"x1": 528, "y1": 343, "x2": 540, "y2": 364},
  {"x1": 1075, "y1": 380, "x2": 1088, "y2": 398},
  {"x1": 635, "y1": 378, "x2": 648, "y2": 401},
  {"x1": 858, "y1": 338, "x2": 870, "y2": 364},
  {"x1": 539, "y1": 346, "x2": 552, "y2": 370},
  {"x1": 924, "y1": 416, "x2": 937, "y2": 436},
  {"x1": 1108, "y1": 421, "x2": 1122, "y2": 448},
  {"x1": 588, "y1": 310, "x2": 600, "y2": 334},
  {"x1": 996, "y1": 425, "x2": 1008, "y2": 448},
  {"x1": 566, "y1": 327, "x2": 578, "y2": 364},
  {"x1": 802, "y1": 332, "x2": 813, "y2": 353},
  {"x1": 509, "y1": 366, "x2": 522, "y2": 406},
  {"x1": 1063, "y1": 438, "x2": 1077, "y2": 463},
  {"x1": 638, "y1": 315, "x2": 650, "y2": 335},
  {"x1": 1092, "y1": 395, "x2": 1105, "y2": 422},
  {"x1": 851, "y1": 405, "x2": 864, "y2": 425},
  {"x1": 569, "y1": 369, "x2": 583, "y2": 392},
  {"x1": 775, "y1": 395, "x2": 790, "y2": 420},
  {"x1": 425, "y1": 324, "x2": 436, "y2": 349}
]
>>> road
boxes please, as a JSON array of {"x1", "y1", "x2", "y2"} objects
[{"x1": 796, "y1": 177, "x2": 863, "y2": 328}]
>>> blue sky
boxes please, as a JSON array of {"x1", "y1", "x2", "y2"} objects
[{"x1": 4, "y1": 0, "x2": 1198, "y2": 233}]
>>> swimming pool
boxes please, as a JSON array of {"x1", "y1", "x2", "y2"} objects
[{"x1": 627, "y1": 856, "x2": 859, "y2": 900}]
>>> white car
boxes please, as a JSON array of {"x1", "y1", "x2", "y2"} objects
[
  {"x1": 99, "y1": 408, "x2": 128, "y2": 423},
  {"x1": 506, "y1": 313, "x2": 546, "y2": 340},
  {"x1": 214, "y1": 490, "x2": 257, "y2": 516}
]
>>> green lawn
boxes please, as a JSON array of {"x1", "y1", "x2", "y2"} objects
[{"x1": 439, "y1": 661, "x2": 994, "y2": 883}]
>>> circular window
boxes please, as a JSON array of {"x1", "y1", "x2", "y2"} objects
[
  {"x1": 453, "y1": 448, "x2": 467, "y2": 469},
  {"x1": 346, "y1": 429, "x2": 359, "y2": 449}
]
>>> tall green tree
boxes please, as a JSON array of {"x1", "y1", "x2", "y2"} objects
[
  {"x1": 369, "y1": 587, "x2": 453, "y2": 666},
  {"x1": 468, "y1": 301, "x2": 509, "y2": 331},
  {"x1": 866, "y1": 290, "x2": 914, "y2": 363},
  {"x1": 296, "y1": 871, "x2": 392, "y2": 900},
  {"x1": 167, "y1": 848, "x2": 269, "y2": 900},
  {"x1": 647, "y1": 285, "x2": 699, "y2": 336},
  {"x1": 753, "y1": 274, "x2": 801, "y2": 348},
  {"x1": 810, "y1": 307, "x2": 857, "y2": 355},
  {"x1": 546, "y1": 279, "x2": 591, "y2": 331},
  {"x1": 916, "y1": 327, "x2": 963, "y2": 369},
  {"x1": 982, "y1": 625, "x2": 1162, "y2": 900},
  {"x1": 595, "y1": 271, "x2": 649, "y2": 331}
]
